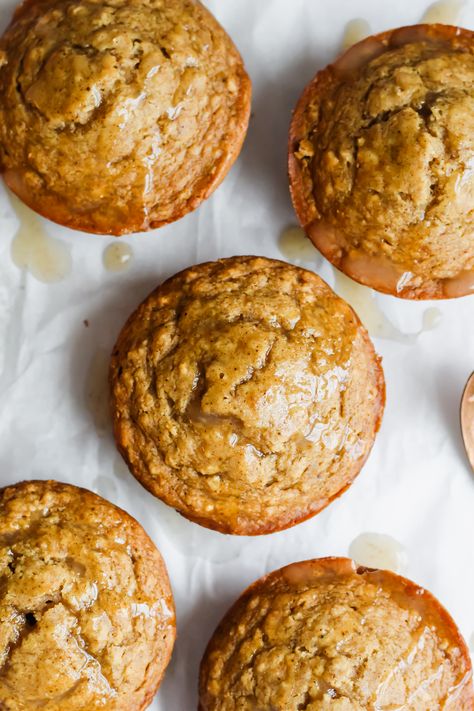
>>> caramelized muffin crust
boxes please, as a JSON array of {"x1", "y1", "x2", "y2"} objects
[
  {"x1": 0, "y1": 0, "x2": 251, "y2": 234},
  {"x1": 199, "y1": 558, "x2": 474, "y2": 710},
  {"x1": 289, "y1": 24, "x2": 474, "y2": 298},
  {"x1": 0, "y1": 480, "x2": 176, "y2": 710},
  {"x1": 110, "y1": 256, "x2": 384, "y2": 535}
]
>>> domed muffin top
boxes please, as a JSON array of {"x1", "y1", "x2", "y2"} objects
[
  {"x1": 0, "y1": 0, "x2": 250, "y2": 234},
  {"x1": 289, "y1": 24, "x2": 474, "y2": 298},
  {"x1": 0, "y1": 480, "x2": 175, "y2": 711},
  {"x1": 199, "y1": 558, "x2": 474, "y2": 710},
  {"x1": 110, "y1": 256, "x2": 384, "y2": 534}
]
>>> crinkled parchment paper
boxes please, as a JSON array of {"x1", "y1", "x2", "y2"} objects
[{"x1": 0, "y1": 0, "x2": 473, "y2": 708}]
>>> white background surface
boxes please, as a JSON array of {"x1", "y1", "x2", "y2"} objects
[{"x1": 0, "y1": 0, "x2": 473, "y2": 708}]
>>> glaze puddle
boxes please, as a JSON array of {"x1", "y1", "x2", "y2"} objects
[
  {"x1": 10, "y1": 194, "x2": 72, "y2": 283},
  {"x1": 349, "y1": 532, "x2": 408, "y2": 574},
  {"x1": 103, "y1": 242, "x2": 133, "y2": 273},
  {"x1": 333, "y1": 270, "x2": 442, "y2": 342},
  {"x1": 85, "y1": 349, "x2": 110, "y2": 434},
  {"x1": 341, "y1": 18, "x2": 372, "y2": 51},
  {"x1": 421, "y1": 0, "x2": 464, "y2": 23},
  {"x1": 421, "y1": 307, "x2": 443, "y2": 331},
  {"x1": 278, "y1": 226, "x2": 320, "y2": 264}
]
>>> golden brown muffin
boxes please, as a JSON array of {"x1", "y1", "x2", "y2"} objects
[
  {"x1": 110, "y1": 256, "x2": 385, "y2": 535},
  {"x1": 0, "y1": 0, "x2": 251, "y2": 235},
  {"x1": 0, "y1": 480, "x2": 176, "y2": 710},
  {"x1": 289, "y1": 24, "x2": 474, "y2": 299},
  {"x1": 199, "y1": 557, "x2": 474, "y2": 710}
]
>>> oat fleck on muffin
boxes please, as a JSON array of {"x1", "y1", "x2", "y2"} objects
[
  {"x1": 0, "y1": 0, "x2": 251, "y2": 235},
  {"x1": 110, "y1": 256, "x2": 385, "y2": 535},
  {"x1": 289, "y1": 24, "x2": 474, "y2": 299},
  {"x1": 0, "y1": 480, "x2": 175, "y2": 710},
  {"x1": 199, "y1": 558, "x2": 474, "y2": 710}
]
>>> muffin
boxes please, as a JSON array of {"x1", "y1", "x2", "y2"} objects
[
  {"x1": 110, "y1": 256, "x2": 385, "y2": 535},
  {"x1": 289, "y1": 24, "x2": 474, "y2": 299},
  {"x1": 0, "y1": 480, "x2": 176, "y2": 710},
  {"x1": 199, "y1": 557, "x2": 474, "y2": 710},
  {"x1": 0, "y1": 0, "x2": 251, "y2": 235}
]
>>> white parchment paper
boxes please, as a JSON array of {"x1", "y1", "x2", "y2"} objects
[{"x1": 0, "y1": 1, "x2": 473, "y2": 708}]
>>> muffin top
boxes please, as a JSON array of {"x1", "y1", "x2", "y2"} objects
[
  {"x1": 0, "y1": 0, "x2": 251, "y2": 234},
  {"x1": 110, "y1": 256, "x2": 384, "y2": 535},
  {"x1": 289, "y1": 24, "x2": 474, "y2": 298},
  {"x1": 0, "y1": 480, "x2": 175, "y2": 711},
  {"x1": 199, "y1": 558, "x2": 474, "y2": 710}
]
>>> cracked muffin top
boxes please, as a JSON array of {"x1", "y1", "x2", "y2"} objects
[
  {"x1": 0, "y1": 480, "x2": 175, "y2": 711},
  {"x1": 0, "y1": 0, "x2": 251, "y2": 235},
  {"x1": 110, "y1": 256, "x2": 384, "y2": 535},
  {"x1": 199, "y1": 558, "x2": 474, "y2": 711},
  {"x1": 289, "y1": 24, "x2": 474, "y2": 299}
]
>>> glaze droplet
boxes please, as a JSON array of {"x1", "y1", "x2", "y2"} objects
[
  {"x1": 278, "y1": 225, "x2": 320, "y2": 264},
  {"x1": 349, "y1": 532, "x2": 408, "y2": 573},
  {"x1": 333, "y1": 270, "x2": 414, "y2": 343},
  {"x1": 333, "y1": 270, "x2": 442, "y2": 342},
  {"x1": 460, "y1": 371, "x2": 474, "y2": 473},
  {"x1": 422, "y1": 307, "x2": 442, "y2": 331},
  {"x1": 421, "y1": 0, "x2": 464, "y2": 24},
  {"x1": 341, "y1": 18, "x2": 372, "y2": 51},
  {"x1": 103, "y1": 242, "x2": 133, "y2": 273},
  {"x1": 10, "y1": 195, "x2": 72, "y2": 283}
]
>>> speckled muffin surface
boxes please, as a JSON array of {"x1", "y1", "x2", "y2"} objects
[
  {"x1": 0, "y1": 0, "x2": 251, "y2": 235},
  {"x1": 0, "y1": 480, "x2": 176, "y2": 711},
  {"x1": 199, "y1": 558, "x2": 474, "y2": 710},
  {"x1": 110, "y1": 256, "x2": 384, "y2": 535},
  {"x1": 289, "y1": 24, "x2": 474, "y2": 299}
]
